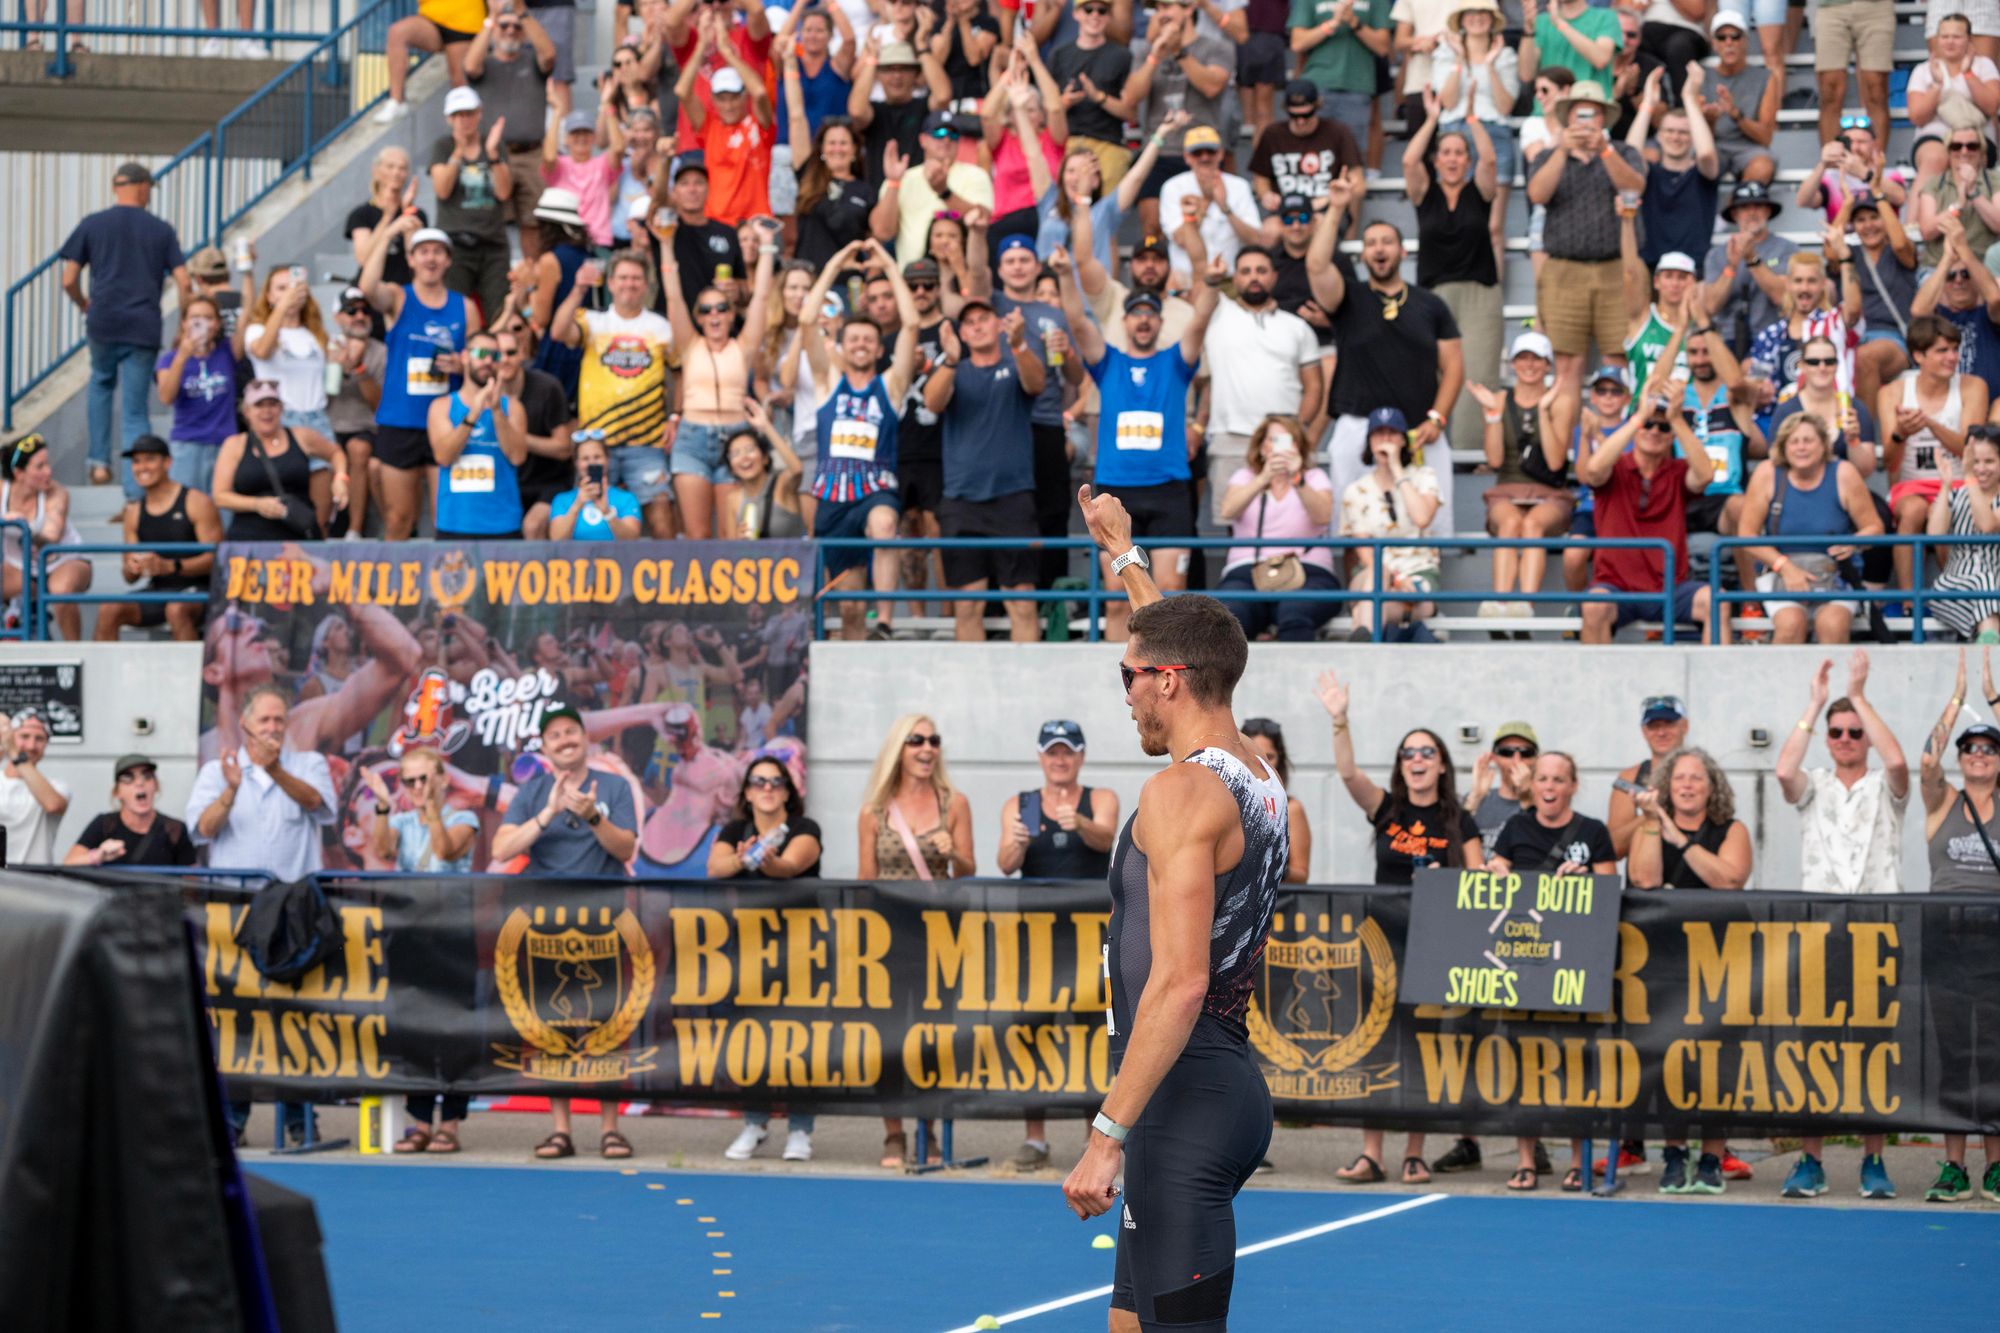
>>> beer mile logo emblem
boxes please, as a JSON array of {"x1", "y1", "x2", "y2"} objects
[
  {"x1": 495, "y1": 906, "x2": 658, "y2": 1081},
  {"x1": 1246, "y1": 910, "x2": 1400, "y2": 1101},
  {"x1": 428, "y1": 550, "x2": 479, "y2": 610}
]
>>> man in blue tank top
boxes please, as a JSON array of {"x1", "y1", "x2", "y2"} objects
[
  {"x1": 794, "y1": 239, "x2": 922, "y2": 638},
  {"x1": 360, "y1": 213, "x2": 481, "y2": 540},
  {"x1": 1062, "y1": 485, "x2": 1284, "y2": 1333},
  {"x1": 1052, "y1": 221, "x2": 1220, "y2": 640},
  {"x1": 426, "y1": 330, "x2": 528, "y2": 538}
]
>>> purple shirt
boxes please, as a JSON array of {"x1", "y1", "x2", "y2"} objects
[{"x1": 156, "y1": 347, "x2": 238, "y2": 445}]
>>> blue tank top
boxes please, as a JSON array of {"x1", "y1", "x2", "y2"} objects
[
  {"x1": 378, "y1": 285, "x2": 468, "y2": 429},
  {"x1": 1089, "y1": 345, "x2": 1197, "y2": 488},
  {"x1": 436, "y1": 392, "x2": 524, "y2": 535},
  {"x1": 1771, "y1": 462, "x2": 1854, "y2": 538},
  {"x1": 777, "y1": 56, "x2": 850, "y2": 145},
  {"x1": 1681, "y1": 379, "x2": 1745, "y2": 497},
  {"x1": 811, "y1": 372, "x2": 899, "y2": 503}
]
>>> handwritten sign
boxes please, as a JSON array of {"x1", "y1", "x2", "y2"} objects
[{"x1": 1398, "y1": 867, "x2": 1623, "y2": 1012}]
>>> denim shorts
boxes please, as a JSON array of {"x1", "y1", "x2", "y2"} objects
[
  {"x1": 1860, "y1": 327, "x2": 1908, "y2": 355},
  {"x1": 169, "y1": 438, "x2": 220, "y2": 495},
  {"x1": 672, "y1": 420, "x2": 745, "y2": 485},
  {"x1": 608, "y1": 444, "x2": 673, "y2": 504}
]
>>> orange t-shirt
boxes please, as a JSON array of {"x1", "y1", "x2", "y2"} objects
[{"x1": 701, "y1": 112, "x2": 774, "y2": 225}]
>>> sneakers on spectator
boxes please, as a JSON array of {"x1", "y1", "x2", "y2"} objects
[
  {"x1": 782, "y1": 1130, "x2": 813, "y2": 1162},
  {"x1": 1593, "y1": 1143, "x2": 1649, "y2": 1176},
  {"x1": 1925, "y1": 1160, "x2": 1971, "y2": 1202},
  {"x1": 1985, "y1": 1161, "x2": 2000, "y2": 1202},
  {"x1": 1478, "y1": 600, "x2": 1506, "y2": 619},
  {"x1": 1509, "y1": 601, "x2": 1535, "y2": 619},
  {"x1": 1431, "y1": 1137, "x2": 1482, "y2": 1173},
  {"x1": 1532, "y1": 1140, "x2": 1552, "y2": 1176},
  {"x1": 372, "y1": 99, "x2": 410, "y2": 124},
  {"x1": 200, "y1": 36, "x2": 224, "y2": 56},
  {"x1": 236, "y1": 38, "x2": 270, "y2": 58},
  {"x1": 1012, "y1": 1140, "x2": 1051, "y2": 1170},
  {"x1": 724, "y1": 1124, "x2": 767, "y2": 1160},
  {"x1": 1780, "y1": 1153, "x2": 1827, "y2": 1198},
  {"x1": 1720, "y1": 1149, "x2": 1753, "y2": 1180},
  {"x1": 1859, "y1": 1153, "x2": 1896, "y2": 1199},
  {"x1": 1686, "y1": 1153, "x2": 1725, "y2": 1195},
  {"x1": 1658, "y1": 1145, "x2": 1689, "y2": 1193}
]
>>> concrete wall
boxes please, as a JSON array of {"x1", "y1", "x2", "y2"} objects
[
  {"x1": 0, "y1": 642, "x2": 202, "y2": 859},
  {"x1": 806, "y1": 643, "x2": 1964, "y2": 891}
]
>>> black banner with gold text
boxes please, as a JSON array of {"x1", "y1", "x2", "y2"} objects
[{"x1": 179, "y1": 876, "x2": 2000, "y2": 1135}]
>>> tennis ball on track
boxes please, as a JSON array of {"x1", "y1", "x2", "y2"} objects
[
  {"x1": 1091, "y1": 1234, "x2": 1115, "y2": 1250},
  {"x1": 974, "y1": 1317, "x2": 1002, "y2": 1331}
]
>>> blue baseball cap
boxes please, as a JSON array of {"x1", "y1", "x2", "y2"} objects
[
  {"x1": 1038, "y1": 719, "x2": 1086, "y2": 751},
  {"x1": 1640, "y1": 694, "x2": 1688, "y2": 725},
  {"x1": 997, "y1": 233, "x2": 1037, "y2": 258},
  {"x1": 1589, "y1": 364, "x2": 1632, "y2": 391},
  {"x1": 1366, "y1": 407, "x2": 1409, "y2": 437}
]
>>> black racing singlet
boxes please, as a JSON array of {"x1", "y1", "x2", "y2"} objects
[{"x1": 1105, "y1": 747, "x2": 1287, "y2": 1058}]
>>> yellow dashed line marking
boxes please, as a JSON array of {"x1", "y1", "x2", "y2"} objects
[
  {"x1": 700, "y1": 1314, "x2": 720, "y2": 1320},
  {"x1": 677, "y1": 1198, "x2": 694, "y2": 1205},
  {"x1": 645, "y1": 1183, "x2": 665, "y2": 1191},
  {"x1": 713, "y1": 1268, "x2": 732, "y2": 1276},
  {"x1": 713, "y1": 1250, "x2": 732, "y2": 1258},
  {"x1": 698, "y1": 1216, "x2": 717, "y2": 1222},
  {"x1": 706, "y1": 1230, "x2": 725, "y2": 1237},
  {"x1": 619, "y1": 1168, "x2": 638, "y2": 1176},
  {"x1": 718, "y1": 1291, "x2": 735, "y2": 1298}
]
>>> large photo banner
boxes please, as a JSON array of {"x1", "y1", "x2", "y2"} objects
[
  {"x1": 179, "y1": 876, "x2": 2000, "y2": 1136},
  {"x1": 202, "y1": 540, "x2": 812, "y2": 878}
]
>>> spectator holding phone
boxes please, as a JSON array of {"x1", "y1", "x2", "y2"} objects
[
  {"x1": 547, "y1": 432, "x2": 643, "y2": 541},
  {"x1": 154, "y1": 295, "x2": 238, "y2": 495}
]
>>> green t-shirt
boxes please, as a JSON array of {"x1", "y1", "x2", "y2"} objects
[
  {"x1": 1532, "y1": 7, "x2": 1623, "y2": 101},
  {"x1": 1290, "y1": 0, "x2": 1394, "y2": 96}
]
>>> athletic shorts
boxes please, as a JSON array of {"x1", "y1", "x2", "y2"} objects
[
  {"x1": 1890, "y1": 477, "x2": 1947, "y2": 510},
  {"x1": 136, "y1": 578, "x2": 205, "y2": 628},
  {"x1": 1684, "y1": 491, "x2": 1736, "y2": 534},
  {"x1": 1111, "y1": 1039, "x2": 1273, "y2": 1332},
  {"x1": 1093, "y1": 478, "x2": 1195, "y2": 541},
  {"x1": 939, "y1": 490, "x2": 1038, "y2": 587},
  {"x1": 373, "y1": 423, "x2": 433, "y2": 471},
  {"x1": 1236, "y1": 30, "x2": 1287, "y2": 87},
  {"x1": 814, "y1": 488, "x2": 900, "y2": 579},
  {"x1": 899, "y1": 457, "x2": 945, "y2": 514},
  {"x1": 1135, "y1": 154, "x2": 1186, "y2": 203}
]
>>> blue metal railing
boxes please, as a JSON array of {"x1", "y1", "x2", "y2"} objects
[
  {"x1": 813, "y1": 536, "x2": 1683, "y2": 642},
  {"x1": 1705, "y1": 533, "x2": 2000, "y2": 645},
  {"x1": 5, "y1": 0, "x2": 342, "y2": 75},
  {"x1": 34, "y1": 541, "x2": 211, "y2": 640},
  {"x1": 3, "y1": 0, "x2": 416, "y2": 429},
  {"x1": 0, "y1": 519, "x2": 38, "y2": 640}
]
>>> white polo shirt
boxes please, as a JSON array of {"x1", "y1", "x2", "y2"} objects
[{"x1": 1202, "y1": 298, "x2": 1322, "y2": 437}]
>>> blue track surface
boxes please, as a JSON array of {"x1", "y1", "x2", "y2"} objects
[{"x1": 256, "y1": 1162, "x2": 2000, "y2": 1331}]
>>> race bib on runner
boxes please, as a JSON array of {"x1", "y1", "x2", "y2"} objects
[
  {"x1": 449, "y1": 456, "x2": 495, "y2": 492},
  {"x1": 829, "y1": 418, "x2": 880, "y2": 462},
  {"x1": 407, "y1": 355, "x2": 448, "y2": 397},
  {"x1": 1115, "y1": 410, "x2": 1164, "y2": 452}
]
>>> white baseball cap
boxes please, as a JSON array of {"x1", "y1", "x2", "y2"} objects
[
  {"x1": 1509, "y1": 330, "x2": 1554, "y2": 361},
  {"x1": 711, "y1": 67, "x2": 746, "y2": 95},
  {"x1": 1656, "y1": 251, "x2": 1698, "y2": 275},
  {"x1": 443, "y1": 86, "x2": 482, "y2": 116},
  {"x1": 409, "y1": 227, "x2": 453, "y2": 252},
  {"x1": 1710, "y1": 8, "x2": 1747, "y2": 34}
]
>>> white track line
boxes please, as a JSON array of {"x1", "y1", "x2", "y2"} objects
[{"x1": 939, "y1": 1193, "x2": 1447, "y2": 1331}]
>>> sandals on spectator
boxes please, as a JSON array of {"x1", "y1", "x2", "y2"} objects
[
  {"x1": 88, "y1": 465, "x2": 113, "y2": 486},
  {"x1": 534, "y1": 1131, "x2": 575, "y2": 1159},
  {"x1": 426, "y1": 1128, "x2": 461, "y2": 1154},
  {"x1": 1335, "y1": 1153, "x2": 1385, "y2": 1184},
  {"x1": 600, "y1": 1130, "x2": 634, "y2": 1159},
  {"x1": 392, "y1": 1127, "x2": 431, "y2": 1154},
  {"x1": 1507, "y1": 1167, "x2": 1539, "y2": 1192},
  {"x1": 881, "y1": 1132, "x2": 908, "y2": 1169},
  {"x1": 1401, "y1": 1157, "x2": 1432, "y2": 1185},
  {"x1": 1561, "y1": 1166, "x2": 1584, "y2": 1192}
]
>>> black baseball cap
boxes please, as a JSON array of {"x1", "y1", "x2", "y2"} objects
[
  {"x1": 539, "y1": 705, "x2": 584, "y2": 734},
  {"x1": 1283, "y1": 78, "x2": 1320, "y2": 109},
  {"x1": 1038, "y1": 719, "x2": 1086, "y2": 751},
  {"x1": 670, "y1": 152, "x2": 708, "y2": 183},
  {"x1": 958, "y1": 296, "x2": 996, "y2": 317},
  {"x1": 1958, "y1": 723, "x2": 2000, "y2": 751},
  {"x1": 113, "y1": 161, "x2": 154, "y2": 186},
  {"x1": 1132, "y1": 233, "x2": 1169, "y2": 257},
  {"x1": 114, "y1": 753, "x2": 157, "y2": 779},
  {"x1": 1279, "y1": 193, "x2": 1313, "y2": 216},
  {"x1": 122, "y1": 434, "x2": 171, "y2": 458},
  {"x1": 923, "y1": 109, "x2": 960, "y2": 138},
  {"x1": 903, "y1": 257, "x2": 941, "y2": 282},
  {"x1": 339, "y1": 284, "x2": 369, "y2": 311},
  {"x1": 1124, "y1": 291, "x2": 1162, "y2": 314}
]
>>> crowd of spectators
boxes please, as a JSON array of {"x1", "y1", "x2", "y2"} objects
[{"x1": 42, "y1": 0, "x2": 2000, "y2": 646}]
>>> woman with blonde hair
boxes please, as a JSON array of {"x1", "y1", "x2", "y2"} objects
[
  {"x1": 855, "y1": 713, "x2": 974, "y2": 1167},
  {"x1": 346, "y1": 147, "x2": 427, "y2": 294},
  {"x1": 244, "y1": 265, "x2": 333, "y2": 439},
  {"x1": 1214, "y1": 415, "x2": 1339, "y2": 641},
  {"x1": 1735, "y1": 409, "x2": 1882, "y2": 645}
]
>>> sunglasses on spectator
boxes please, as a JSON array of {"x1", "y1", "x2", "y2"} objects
[
  {"x1": 1639, "y1": 419, "x2": 1674, "y2": 432},
  {"x1": 498, "y1": 343, "x2": 525, "y2": 357},
  {"x1": 747, "y1": 774, "x2": 789, "y2": 790},
  {"x1": 1964, "y1": 742, "x2": 2000, "y2": 757},
  {"x1": 908, "y1": 280, "x2": 939, "y2": 291},
  {"x1": 1281, "y1": 211, "x2": 1312, "y2": 224},
  {"x1": 1495, "y1": 744, "x2": 1536, "y2": 758},
  {"x1": 1591, "y1": 383, "x2": 1628, "y2": 395},
  {"x1": 696, "y1": 301, "x2": 732, "y2": 315},
  {"x1": 497, "y1": 19, "x2": 521, "y2": 28},
  {"x1": 1839, "y1": 114, "x2": 1870, "y2": 130},
  {"x1": 1399, "y1": 746, "x2": 1438, "y2": 761},
  {"x1": 401, "y1": 773, "x2": 431, "y2": 785},
  {"x1": 904, "y1": 732, "x2": 943, "y2": 749},
  {"x1": 1186, "y1": 147, "x2": 1222, "y2": 158},
  {"x1": 1800, "y1": 355, "x2": 1838, "y2": 367},
  {"x1": 1120, "y1": 662, "x2": 1188, "y2": 692},
  {"x1": 1949, "y1": 268, "x2": 1973, "y2": 281},
  {"x1": 1287, "y1": 105, "x2": 1317, "y2": 117},
  {"x1": 466, "y1": 348, "x2": 498, "y2": 361},
  {"x1": 1952, "y1": 141, "x2": 1984, "y2": 153},
  {"x1": 1079, "y1": 3, "x2": 1110, "y2": 12}
]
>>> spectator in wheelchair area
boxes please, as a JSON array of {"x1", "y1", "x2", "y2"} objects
[
  {"x1": 94, "y1": 436, "x2": 222, "y2": 643},
  {"x1": 65, "y1": 752, "x2": 194, "y2": 869},
  {"x1": 1735, "y1": 410, "x2": 1883, "y2": 646}
]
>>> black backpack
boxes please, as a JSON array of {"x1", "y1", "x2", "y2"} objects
[{"x1": 234, "y1": 878, "x2": 343, "y2": 986}]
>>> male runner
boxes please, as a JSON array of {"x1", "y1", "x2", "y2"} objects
[{"x1": 1063, "y1": 484, "x2": 1286, "y2": 1331}]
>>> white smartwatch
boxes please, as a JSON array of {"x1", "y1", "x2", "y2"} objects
[
  {"x1": 1109, "y1": 546, "x2": 1150, "y2": 576},
  {"x1": 1092, "y1": 1110, "x2": 1129, "y2": 1143}
]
